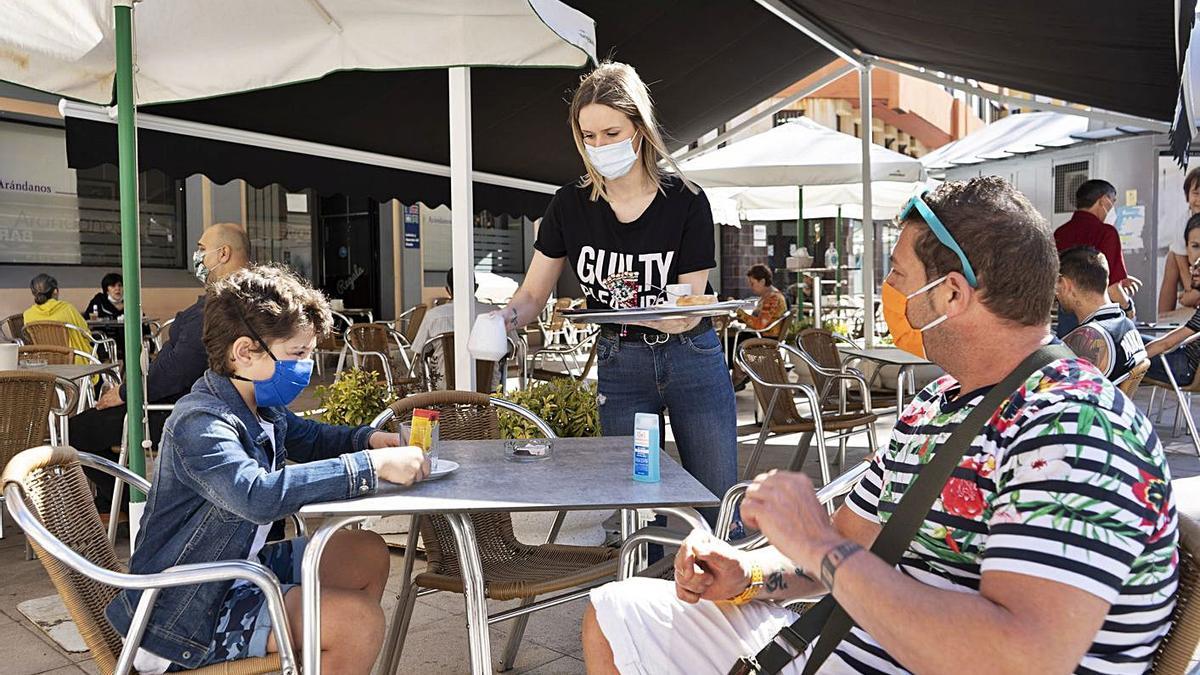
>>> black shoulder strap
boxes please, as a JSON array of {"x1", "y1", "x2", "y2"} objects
[{"x1": 730, "y1": 344, "x2": 1072, "y2": 675}]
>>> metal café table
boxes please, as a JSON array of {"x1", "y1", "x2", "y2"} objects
[
  {"x1": 22, "y1": 362, "x2": 119, "y2": 383},
  {"x1": 840, "y1": 346, "x2": 933, "y2": 414},
  {"x1": 298, "y1": 436, "x2": 719, "y2": 675}
]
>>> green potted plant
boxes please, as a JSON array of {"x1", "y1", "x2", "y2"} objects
[
  {"x1": 313, "y1": 368, "x2": 397, "y2": 426},
  {"x1": 496, "y1": 377, "x2": 600, "y2": 439}
]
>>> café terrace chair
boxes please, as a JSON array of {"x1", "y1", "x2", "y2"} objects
[
  {"x1": 19, "y1": 345, "x2": 121, "y2": 412},
  {"x1": 528, "y1": 327, "x2": 599, "y2": 383},
  {"x1": 2, "y1": 446, "x2": 296, "y2": 675},
  {"x1": 796, "y1": 328, "x2": 900, "y2": 413},
  {"x1": 1115, "y1": 358, "x2": 1151, "y2": 399},
  {"x1": 1149, "y1": 513, "x2": 1200, "y2": 674},
  {"x1": 736, "y1": 339, "x2": 878, "y2": 493},
  {"x1": 419, "y1": 331, "x2": 516, "y2": 394},
  {"x1": 1, "y1": 312, "x2": 25, "y2": 344},
  {"x1": 342, "y1": 322, "x2": 415, "y2": 392},
  {"x1": 370, "y1": 391, "x2": 619, "y2": 673},
  {"x1": 312, "y1": 310, "x2": 352, "y2": 376},
  {"x1": 0, "y1": 371, "x2": 78, "y2": 547},
  {"x1": 396, "y1": 303, "x2": 428, "y2": 348},
  {"x1": 1143, "y1": 332, "x2": 1200, "y2": 455},
  {"x1": 23, "y1": 320, "x2": 119, "y2": 367}
]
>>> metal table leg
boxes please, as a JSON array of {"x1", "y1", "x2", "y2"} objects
[
  {"x1": 895, "y1": 366, "x2": 908, "y2": 417},
  {"x1": 301, "y1": 515, "x2": 367, "y2": 675},
  {"x1": 1160, "y1": 355, "x2": 1200, "y2": 456},
  {"x1": 445, "y1": 514, "x2": 491, "y2": 675},
  {"x1": 381, "y1": 522, "x2": 421, "y2": 674}
]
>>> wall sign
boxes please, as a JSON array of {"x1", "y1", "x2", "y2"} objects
[{"x1": 403, "y1": 204, "x2": 420, "y2": 249}]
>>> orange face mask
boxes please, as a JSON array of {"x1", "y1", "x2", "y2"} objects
[{"x1": 881, "y1": 275, "x2": 949, "y2": 359}]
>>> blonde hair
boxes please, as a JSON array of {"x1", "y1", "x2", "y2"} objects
[{"x1": 569, "y1": 61, "x2": 697, "y2": 202}]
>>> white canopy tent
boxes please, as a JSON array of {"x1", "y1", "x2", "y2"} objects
[
  {"x1": 920, "y1": 111, "x2": 1090, "y2": 172},
  {"x1": 678, "y1": 116, "x2": 924, "y2": 338},
  {"x1": 0, "y1": 4, "x2": 593, "y2": 670},
  {"x1": 708, "y1": 181, "x2": 928, "y2": 225}
]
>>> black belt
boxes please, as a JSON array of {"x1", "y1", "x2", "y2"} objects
[{"x1": 599, "y1": 317, "x2": 712, "y2": 345}]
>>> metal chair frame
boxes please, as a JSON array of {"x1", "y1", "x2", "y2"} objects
[
  {"x1": 1144, "y1": 331, "x2": 1200, "y2": 456},
  {"x1": 2, "y1": 447, "x2": 298, "y2": 675},
  {"x1": 341, "y1": 322, "x2": 413, "y2": 388},
  {"x1": 736, "y1": 340, "x2": 878, "y2": 498},
  {"x1": 419, "y1": 332, "x2": 519, "y2": 393},
  {"x1": 527, "y1": 326, "x2": 599, "y2": 382}
]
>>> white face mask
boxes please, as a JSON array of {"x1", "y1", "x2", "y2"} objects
[
  {"x1": 585, "y1": 135, "x2": 639, "y2": 179},
  {"x1": 193, "y1": 248, "x2": 215, "y2": 285},
  {"x1": 1103, "y1": 200, "x2": 1117, "y2": 225}
]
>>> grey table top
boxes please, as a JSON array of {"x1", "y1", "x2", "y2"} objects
[
  {"x1": 841, "y1": 347, "x2": 931, "y2": 367},
  {"x1": 20, "y1": 363, "x2": 118, "y2": 380},
  {"x1": 299, "y1": 436, "x2": 720, "y2": 518}
]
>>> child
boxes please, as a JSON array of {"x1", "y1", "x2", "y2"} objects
[{"x1": 106, "y1": 264, "x2": 428, "y2": 673}]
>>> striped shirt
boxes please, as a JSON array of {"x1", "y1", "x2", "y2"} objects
[{"x1": 832, "y1": 357, "x2": 1178, "y2": 674}]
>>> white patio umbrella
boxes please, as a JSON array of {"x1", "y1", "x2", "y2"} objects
[
  {"x1": 678, "y1": 116, "x2": 924, "y2": 339},
  {"x1": 0, "y1": 0, "x2": 595, "y2": 563},
  {"x1": 708, "y1": 181, "x2": 928, "y2": 225}
]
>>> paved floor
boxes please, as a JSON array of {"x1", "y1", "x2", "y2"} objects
[{"x1": 3, "y1": 370, "x2": 1200, "y2": 674}]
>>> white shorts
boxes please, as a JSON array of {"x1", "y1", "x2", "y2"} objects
[{"x1": 590, "y1": 578, "x2": 808, "y2": 675}]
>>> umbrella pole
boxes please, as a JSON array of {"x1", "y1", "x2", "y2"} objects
[
  {"x1": 859, "y1": 60, "x2": 876, "y2": 347},
  {"x1": 796, "y1": 186, "x2": 803, "y2": 313},
  {"x1": 449, "y1": 66, "x2": 476, "y2": 391},
  {"x1": 114, "y1": 2, "x2": 147, "y2": 523}
]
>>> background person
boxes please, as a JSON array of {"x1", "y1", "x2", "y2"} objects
[
  {"x1": 71, "y1": 222, "x2": 251, "y2": 515},
  {"x1": 1160, "y1": 213, "x2": 1200, "y2": 314},
  {"x1": 411, "y1": 268, "x2": 513, "y2": 390},
  {"x1": 730, "y1": 263, "x2": 788, "y2": 388},
  {"x1": 1158, "y1": 167, "x2": 1200, "y2": 313},
  {"x1": 23, "y1": 273, "x2": 92, "y2": 361},
  {"x1": 494, "y1": 61, "x2": 737, "y2": 529},
  {"x1": 1056, "y1": 246, "x2": 1147, "y2": 383},
  {"x1": 85, "y1": 272, "x2": 124, "y2": 320},
  {"x1": 1053, "y1": 179, "x2": 1140, "y2": 336}
]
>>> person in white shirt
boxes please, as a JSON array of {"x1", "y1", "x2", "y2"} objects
[{"x1": 411, "y1": 268, "x2": 514, "y2": 390}]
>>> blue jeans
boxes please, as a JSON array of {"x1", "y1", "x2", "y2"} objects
[
  {"x1": 596, "y1": 327, "x2": 738, "y2": 529},
  {"x1": 1146, "y1": 349, "x2": 1197, "y2": 385}
]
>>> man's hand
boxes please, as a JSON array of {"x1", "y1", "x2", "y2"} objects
[
  {"x1": 674, "y1": 530, "x2": 751, "y2": 604},
  {"x1": 742, "y1": 470, "x2": 846, "y2": 573},
  {"x1": 368, "y1": 431, "x2": 402, "y2": 449},
  {"x1": 96, "y1": 386, "x2": 123, "y2": 410},
  {"x1": 1119, "y1": 275, "x2": 1142, "y2": 295}
]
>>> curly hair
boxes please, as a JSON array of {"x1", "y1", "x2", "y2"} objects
[
  {"x1": 202, "y1": 264, "x2": 332, "y2": 375},
  {"x1": 905, "y1": 176, "x2": 1057, "y2": 327}
]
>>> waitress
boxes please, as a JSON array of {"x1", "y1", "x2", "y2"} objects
[{"x1": 497, "y1": 61, "x2": 736, "y2": 526}]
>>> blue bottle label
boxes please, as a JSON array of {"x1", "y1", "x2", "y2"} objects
[{"x1": 633, "y1": 428, "x2": 651, "y2": 476}]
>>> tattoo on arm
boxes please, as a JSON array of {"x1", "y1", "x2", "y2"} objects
[{"x1": 764, "y1": 571, "x2": 788, "y2": 592}]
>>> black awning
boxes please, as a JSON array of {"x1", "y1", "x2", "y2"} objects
[
  {"x1": 64, "y1": 1, "x2": 833, "y2": 217},
  {"x1": 63, "y1": 116, "x2": 555, "y2": 219},
  {"x1": 781, "y1": 0, "x2": 1193, "y2": 123}
]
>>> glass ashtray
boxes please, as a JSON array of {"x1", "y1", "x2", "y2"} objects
[{"x1": 504, "y1": 439, "x2": 554, "y2": 462}]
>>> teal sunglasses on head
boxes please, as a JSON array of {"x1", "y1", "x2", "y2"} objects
[{"x1": 897, "y1": 193, "x2": 978, "y2": 288}]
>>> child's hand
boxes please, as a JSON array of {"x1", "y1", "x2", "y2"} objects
[{"x1": 368, "y1": 446, "x2": 431, "y2": 486}]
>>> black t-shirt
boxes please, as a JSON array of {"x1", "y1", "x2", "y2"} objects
[{"x1": 534, "y1": 175, "x2": 715, "y2": 310}]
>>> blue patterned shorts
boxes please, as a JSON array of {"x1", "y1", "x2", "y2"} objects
[{"x1": 173, "y1": 537, "x2": 306, "y2": 671}]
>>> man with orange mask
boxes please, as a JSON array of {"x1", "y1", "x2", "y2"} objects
[{"x1": 581, "y1": 177, "x2": 1176, "y2": 675}]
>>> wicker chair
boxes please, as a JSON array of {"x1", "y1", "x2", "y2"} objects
[
  {"x1": 528, "y1": 329, "x2": 598, "y2": 382},
  {"x1": 398, "y1": 303, "x2": 428, "y2": 346},
  {"x1": 1116, "y1": 358, "x2": 1151, "y2": 398},
  {"x1": 18, "y1": 345, "x2": 120, "y2": 411},
  {"x1": 370, "y1": 391, "x2": 618, "y2": 672},
  {"x1": 2, "y1": 447, "x2": 294, "y2": 675},
  {"x1": 736, "y1": 339, "x2": 878, "y2": 488},
  {"x1": 343, "y1": 322, "x2": 417, "y2": 393},
  {"x1": 1, "y1": 312, "x2": 24, "y2": 343},
  {"x1": 0, "y1": 370, "x2": 76, "y2": 543},
  {"x1": 312, "y1": 311, "x2": 351, "y2": 376},
  {"x1": 1151, "y1": 513, "x2": 1200, "y2": 674},
  {"x1": 420, "y1": 331, "x2": 508, "y2": 393},
  {"x1": 23, "y1": 320, "x2": 117, "y2": 365},
  {"x1": 796, "y1": 329, "x2": 899, "y2": 410}
]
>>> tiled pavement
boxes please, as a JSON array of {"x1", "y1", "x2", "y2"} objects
[{"x1": 3, "y1": 373, "x2": 1200, "y2": 674}]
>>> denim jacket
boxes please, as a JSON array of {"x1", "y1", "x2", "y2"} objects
[{"x1": 105, "y1": 370, "x2": 377, "y2": 669}]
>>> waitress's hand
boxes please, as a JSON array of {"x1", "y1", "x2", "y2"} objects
[
  {"x1": 627, "y1": 316, "x2": 702, "y2": 335},
  {"x1": 493, "y1": 306, "x2": 520, "y2": 331}
]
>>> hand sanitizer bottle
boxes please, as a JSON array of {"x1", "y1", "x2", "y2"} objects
[{"x1": 633, "y1": 413, "x2": 661, "y2": 483}]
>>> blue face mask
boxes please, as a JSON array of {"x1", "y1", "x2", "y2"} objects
[{"x1": 231, "y1": 335, "x2": 314, "y2": 408}]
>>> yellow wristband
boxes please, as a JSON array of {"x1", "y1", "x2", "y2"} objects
[{"x1": 725, "y1": 564, "x2": 764, "y2": 606}]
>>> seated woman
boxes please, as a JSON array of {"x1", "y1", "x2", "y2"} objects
[
  {"x1": 1158, "y1": 167, "x2": 1200, "y2": 314},
  {"x1": 730, "y1": 264, "x2": 788, "y2": 388},
  {"x1": 85, "y1": 272, "x2": 124, "y2": 360},
  {"x1": 23, "y1": 273, "x2": 93, "y2": 363},
  {"x1": 1145, "y1": 214, "x2": 1200, "y2": 385},
  {"x1": 104, "y1": 264, "x2": 430, "y2": 673}
]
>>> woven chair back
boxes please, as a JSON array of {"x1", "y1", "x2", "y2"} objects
[
  {"x1": 379, "y1": 391, "x2": 516, "y2": 582},
  {"x1": 1151, "y1": 514, "x2": 1200, "y2": 674},
  {"x1": 3, "y1": 446, "x2": 125, "y2": 673},
  {"x1": 19, "y1": 345, "x2": 75, "y2": 365},
  {"x1": 797, "y1": 328, "x2": 844, "y2": 403},
  {"x1": 402, "y1": 304, "x2": 428, "y2": 344},
  {"x1": 1117, "y1": 359, "x2": 1151, "y2": 398},
  {"x1": 0, "y1": 371, "x2": 58, "y2": 469},
  {"x1": 23, "y1": 321, "x2": 72, "y2": 349},
  {"x1": 739, "y1": 338, "x2": 802, "y2": 426}
]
